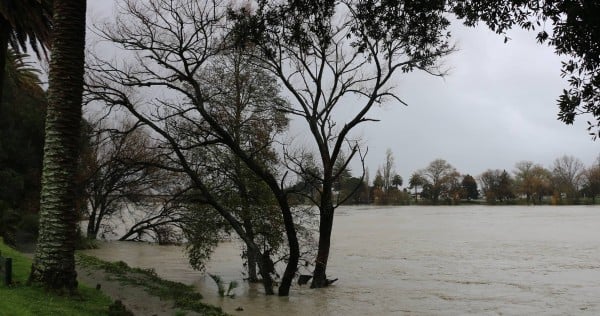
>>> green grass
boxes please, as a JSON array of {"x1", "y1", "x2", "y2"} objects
[
  {"x1": 0, "y1": 239, "x2": 225, "y2": 315},
  {"x1": 0, "y1": 239, "x2": 113, "y2": 315}
]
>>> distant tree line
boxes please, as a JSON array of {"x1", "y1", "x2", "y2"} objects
[{"x1": 311, "y1": 149, "x2": 600, "y2": 206}]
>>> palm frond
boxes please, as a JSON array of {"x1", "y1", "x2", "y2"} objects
[
  {"x1": 5, "y1": 48, "x2": 44, "y2": 95},
  {"x1": 0, "y1": 0, "x2": 52, "y2": 59}
]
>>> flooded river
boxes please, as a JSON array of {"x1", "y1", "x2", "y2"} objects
[{"x1": 84, "y1": 205, "x2": 600, "y2": 315}]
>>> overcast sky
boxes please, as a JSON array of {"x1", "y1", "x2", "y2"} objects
[
  {"x1": 87, "y1": 2, "x2": 598, "y2": 185},
  {"x1": 360, "y1": 23, "x2": 598, "y2": 182}
]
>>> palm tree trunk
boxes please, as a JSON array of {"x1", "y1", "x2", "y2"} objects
[{"x1": 29, "y1": 0, "x2": 87, "y2": 293}]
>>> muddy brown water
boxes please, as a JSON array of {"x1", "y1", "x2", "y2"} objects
[{"x1": 84, "y1": 205, "x2": 600, "y2": 315}]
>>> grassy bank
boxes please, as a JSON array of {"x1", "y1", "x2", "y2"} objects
[
  {"x1": 1, "y1": 239, "x2": 225, "y2": 315},
  {"x1": 76, "y1": 254, "x2": 226, "y2": 316},
  {"x1": 0, "y1": 239, "x2": 112, "y2": 315}
]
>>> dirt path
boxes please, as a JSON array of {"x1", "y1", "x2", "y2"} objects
[
  {"x1": 16, "y1": 241, "x2": 220, "y2": 316},
  {"x1": 77, "y1": 265, "x2": 200, "y2": 316}
]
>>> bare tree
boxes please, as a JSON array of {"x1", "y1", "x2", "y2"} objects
[
  {"x1": 581, "y1": 155, "x2": 600, "y2": 203},
  {"x1": 79, "y1": 120, "x2": 173, "y2": 240},
  {"x1": 382, "y1": 149, "x2": 395, "y2": 192},
  {"x1": 552, "y1": 155, "x2": 584, "y2": 201},
  {"x1": 117, "y1": 196, "x2": 187, "y2": 244},
  {"x1": 479, "y1": 169, "x2": 515, "y2": 203},
  {"x1": 85, "y1": 0, "x2": 299, "y2": 295},
  {"x1": 513, "y1": 161, "x2": 552, "y2": 204},
  {"x1": 231, "y1": 0, "x2": 454, "y2": 288},
  {"x1": 418, "y1": 159, "x2": 460, "y2": 203}
]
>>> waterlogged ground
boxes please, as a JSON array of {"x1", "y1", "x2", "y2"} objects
[{"x1": 85, "y1": 205, "x2": 600, "y2": 315}]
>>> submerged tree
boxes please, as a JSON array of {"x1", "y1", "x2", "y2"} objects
[
  {"x1": 183, "y1": 47, "x2": 301, "y2": 286},
  {"x1": 30, "y1": 0, "x2": 87, "y2": 293},
  {"x1": 231, "y1": 0, "x2": 454, "y2": 288},
  {"x1": 86, "y1": 0, "x2": 300, "y2": 295}
]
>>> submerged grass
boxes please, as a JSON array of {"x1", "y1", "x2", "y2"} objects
[
  {"x1": 208, "y1": 274, "x2": 238, "y2": 298},
  {"x1": 76, "y1": 253, "x2": 226, "y2": 316},
  {"x1": 0, "y1": 239, "x2": 113, "y2": 316}
]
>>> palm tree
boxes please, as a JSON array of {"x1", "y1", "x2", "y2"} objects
[
  {"x1": 29, "y1": 0, "x2": 86, "y2": 293},
  {"x1": 0, "y1": 0, "x2": 52, "y2": 104},
  {"x1": 409, "y1": 172, "x2": 425, "y2": 203}
]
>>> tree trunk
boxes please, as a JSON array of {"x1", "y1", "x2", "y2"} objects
[
  {"x1": 86, "y1": 208, "x2": 98, "y2": 239},
  {"x1": 246, "y1": 246, "x2": 259, "y2": 283},
  {"x1": 92, "y1": 206, "x2": 107, "y2": 239},
  {"x1": 29, "y1": 0, "x2": 87, "y2": 293},
  {"x1": 311, "y1": 210, "x2": 333, "y2": 288},
  {"x1": 276, "y1": 201, "x2": 299, "y2": 296},
  {"x1": 311, "y1": 184, "x2": 335, "y2": 288},
  {"x1": 255, "y1": 249, "x2": 275, "y2": 295},
  {"x1": 239, "y1": 240, "x2": 275, "y2": 295},
  {"x1": 311, "y1": 165, "x2": 337, "y2": 289},
  {"x1": 242, "y1": 220, "x2": 259, "y2": 283}
]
